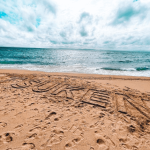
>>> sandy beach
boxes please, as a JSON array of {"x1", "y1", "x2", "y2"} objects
[{"x1": 0, "y1": 69, "x2": 150, "y2": 150}]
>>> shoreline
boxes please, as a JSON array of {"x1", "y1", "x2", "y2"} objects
[
  {"x1": 1, "y1": 69, "x2": 150, "y2": 93},
  {"x1": 0, "y1": 68, "x2": 150, "y2": 79}
]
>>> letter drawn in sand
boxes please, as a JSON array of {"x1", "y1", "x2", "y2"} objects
[
  {"x1": 126, "y1": 96, "x2": 150, "y2": 119},
  {"x1": 82, "y1": 90, "x2": 110, "y2": 108},
  {"x1": 11, "y1": 79, "x2": 31, "y2": 89},
  {"x1": 115, "y1": 94, "x2": 127, "y2": 114},
  {"x1": 32, "y1": 80, "x2": 57, "y2": 92},
  {"x1": 51, "y1": 84, "x2": 73, "y2": 99},
  {"x1": 115, "y1": 93, "x2": 150, "y2": 119}
]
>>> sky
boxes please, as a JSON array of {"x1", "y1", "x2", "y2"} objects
[{"x1": 0, "y1": 0, "x2": 150, "y2": 50}]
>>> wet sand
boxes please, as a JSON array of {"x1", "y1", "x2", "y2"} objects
[{"x1": 0, "y1": 69, "x2": 150, "y2": 150}]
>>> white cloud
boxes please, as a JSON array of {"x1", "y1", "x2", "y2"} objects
[{"x1": 0, "y1": 0, "x2": 150, "y2": 50}]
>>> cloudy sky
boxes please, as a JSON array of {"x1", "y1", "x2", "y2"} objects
[{"x1": 0, "y1": 0, "x2": 150, "y2": 50}]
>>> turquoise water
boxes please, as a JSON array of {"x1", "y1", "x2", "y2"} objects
[{"x1": 0, "y1": 47, "x2": 150, "y2": 77}]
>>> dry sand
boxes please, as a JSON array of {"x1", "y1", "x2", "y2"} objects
[{"x1": 0, "y1": 69, "x2": 150, "y2": 150}]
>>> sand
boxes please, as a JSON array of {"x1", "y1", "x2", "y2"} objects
[{"x1": 0, "y1": 69, "x2": 150, "y2": 150}]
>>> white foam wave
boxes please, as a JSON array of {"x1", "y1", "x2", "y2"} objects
[{"x1": 0, "y1": 64, "x2": 150, "y2": 77}]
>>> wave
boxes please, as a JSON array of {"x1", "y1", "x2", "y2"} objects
[
  {"x1": 136, "y1": 67, "x2": 149, "y2": 71},
  {"x1": 102, "y1": 67, "x2": 150, "y2": 71},
  {"x1": 118, "y1": 60, "x2": 133, "y2": 63},
  {"x1": 0, "y1": 61, "x2": 21, "y2": 64},
  {"x1": 0, "y1": 64, "x2": 150, "y2": 77},
  {"x1": 0, "y1": 61, "x2": 56, "y2": 65},
  {"x1": 101, "y1": 67, "x2": 135, "y2": 71}
]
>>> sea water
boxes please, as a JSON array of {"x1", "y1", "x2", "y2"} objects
[{"x1": 0, "y1": 47, "x2": 150, "y2": 77}]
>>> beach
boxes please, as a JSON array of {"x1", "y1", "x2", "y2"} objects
[
  {"x1": 0, "y1": 69, "x2": 150, "y2": 150},
  {"x1": 1, "y1": 0, "x2": 150, "y2": 149}
]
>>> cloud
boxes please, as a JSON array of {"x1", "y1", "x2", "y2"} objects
[
  {"x1": 111, "y1": 1, "x2": 149, "y2": 26},
  {"x1": 41, "y1": 0, "x2": 57, "y2": 15},
  {"x1": 78, "y1": 12, "x2": 90, "y2": 23},
  {"x1": 0, "y1": 0, "x2": 150, "y2": 50},
  {"x1": 80, "y1": 26, "x2": 88, "y2": 37}
]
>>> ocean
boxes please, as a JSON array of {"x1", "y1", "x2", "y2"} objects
[{"x1": 0, "y1": 47, "x2": 150, "y2": 77}]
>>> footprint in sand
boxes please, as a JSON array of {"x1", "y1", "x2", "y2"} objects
[
  {"x1": 65, "y1": 142, "x2": 73, "y2": 149},
  {"x1": 128, "y1": 125, "x2": 136, "y2": 133},
  {"x1": 99, "y1": 113, "x2": 105, "y2": 119},
  {"x1": 52, "y1": 128, "x2": 64, "y2": 135},
  {"x1": 45, "y1": 111, "x2": 57, "y2": 120},
  {"x1": 72, "y1": 137, "x2": 82, "y2": 144},
  {"x1": 27, "y1": 133, "x2": 37, "y2": 139},
  {"x1": 93, "y1": 131, "x2": 110, "y2": 150},
  {"x1": 45, "y1": 128, "x2": 65, "y2": 147},
  {"x1": 0, "y1": 122, "x2": 7, "y2": 128},
  {"x1": 29, "y1": 127, "x2": 41, "y2": 132},
  {"x1": 64, "y1": 136, "x2": 83, "y2": 149},
  {"x1": 22, "y1": 143, "x2": 35, "y2": 149},
  {"x1": 96, "y1": 138, "x2": 109, "y2": 150},
  {"x1": 15, "y1": 124, "x2": 23, "y2": 129},
  {"x1": 0, "y1": 132, "x2": 14, "y2": 145},
  {"x1": 54, "y1": 118, "x2": 59, "y2": 121}
]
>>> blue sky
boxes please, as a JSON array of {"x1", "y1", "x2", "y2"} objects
[{"x1": 0, "y1": 0, "x2": 150, "y2": 50}]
